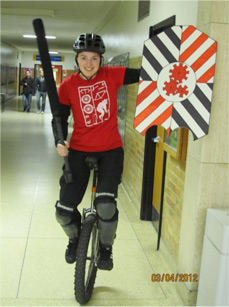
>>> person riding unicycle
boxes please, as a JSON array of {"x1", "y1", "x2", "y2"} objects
[{"x1": 52, "y1": 33, "x2": 140, "y2": 270}]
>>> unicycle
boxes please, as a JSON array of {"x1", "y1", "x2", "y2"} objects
[{"x1": 74, "y1": 156, "x2": 100, "y2": 304}]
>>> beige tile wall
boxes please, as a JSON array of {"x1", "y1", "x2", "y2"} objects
[
  {"x1": 178, "y1": 0, "x2": 229, "y2": 298},
  {"x1": 162, "y1": 156, "x2": 186, "y2": 263},
  {"x1": 122, "y1": 56, "x2": 145, "y2": 211}
]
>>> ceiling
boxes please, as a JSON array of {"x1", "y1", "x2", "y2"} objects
[{"x1": 1, "y1": 0, "x2": 121, "y2": 54}]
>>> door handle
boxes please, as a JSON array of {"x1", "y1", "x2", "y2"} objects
[{"x1": 153, "y1": 136, "x2": 160, "y2": 143}]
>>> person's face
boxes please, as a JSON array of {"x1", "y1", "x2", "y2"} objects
[
  {"x1": 26, "y1": 71, "x2": 31, "y2": 78},
  {"x1": 40, "y1": 70, "x2": 44, "y2": 77},
  {"x1": 77, "y1": 52, "x2": 101, "y2": 79}
]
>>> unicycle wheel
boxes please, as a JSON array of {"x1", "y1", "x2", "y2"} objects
[{"x1": 74, "y1": 214, "x2": 99, "y2": 304}]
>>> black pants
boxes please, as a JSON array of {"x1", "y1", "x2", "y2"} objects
[{"x1": 58, "y1": 147, "x2": 124, "y2": 222}]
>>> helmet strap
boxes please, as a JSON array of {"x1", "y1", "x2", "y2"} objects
[
  {"x1": 100, "y1": 56, "x2": 104, "y2": 67},
  {"x1": 79, "y1": 70, "x2": 98, "y2": 81}
]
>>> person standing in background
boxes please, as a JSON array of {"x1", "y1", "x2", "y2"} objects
[
  {"x1": 36, "y1": 69, "x2": 47, "y2": 114},
  {"x1": 20, "y1": 70, "x2": 35, "y2": 112}
]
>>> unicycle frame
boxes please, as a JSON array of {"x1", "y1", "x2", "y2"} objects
[
  {"x1": 82, "y1": 163, "x2": 98, "y2": 223},
  {"x1": 82, "y1": 162, "x2": 100, "y2": 267}
]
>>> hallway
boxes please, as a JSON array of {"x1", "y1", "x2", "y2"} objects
[{"x1": 1, "y1": 98, "x2": 184, "y2": 306}]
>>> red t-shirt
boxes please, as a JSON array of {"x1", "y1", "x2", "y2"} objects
[{"x1": 58, "y1": 66, "x2": 126, "y2": 152}]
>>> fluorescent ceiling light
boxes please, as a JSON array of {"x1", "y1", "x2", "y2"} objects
[
  {"x1": 23, "y1": 35, "x2": 56, "y2": 39},
  {"x1": 46, "y1": 36, "x2": 56, "y2": 39},
  {"x1": 49, "y1": 52, "x2": 58, "y2": 54},
  {"x1": 23, "y1": 35, "x2": 36, "y2": 38}
]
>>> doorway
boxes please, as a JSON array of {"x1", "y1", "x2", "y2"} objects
[{"x1": 34, "y1": 64, "x2": 62, "y2": 86}]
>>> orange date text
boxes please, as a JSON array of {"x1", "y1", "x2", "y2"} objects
[{"x1": 151, "y1": 273, "x2": 198, "y2": 283}]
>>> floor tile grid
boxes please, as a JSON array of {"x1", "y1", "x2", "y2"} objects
[
  {"x1": 118, "y1": 185, "x2": 185, "y2": 306},
  {"x1": 1, "y1": 107, "x2": 49, "y2": 300},
  {"x1": 0, "y1": 109, "x2": 158, "y2": 302},
  {"x1": 1, "y1": 178, "x2": 41, "y2": 299},
  {"x1": 17, "y1": 178, "x2": 44, "y2": 298}
]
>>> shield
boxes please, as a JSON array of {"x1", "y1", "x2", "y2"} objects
[{"x1": 134, "y1": 26, "x2": 217, "y2": 140}]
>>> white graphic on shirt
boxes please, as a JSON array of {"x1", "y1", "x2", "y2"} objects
[
  {"x1": 97, "y1": 99, "x2": 108, "y2": 121},
  {"x1": 78, "y1": 81, "x2": 110, "y2": 127}
]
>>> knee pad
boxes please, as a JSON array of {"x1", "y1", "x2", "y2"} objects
[
  {"x1": 95, "y1": 197, "x2": 117, "y2": 221},
  {"x1": 98, "y1": 219, "x2": 118, "y2": 246},
  {"x1": 95, "y1": 197, "x2": 118, "y2": 246},
  {"x1": 56, "y1": 209, "x2": 72, "y2": 226},
  {"x1": 55, "y1": 201, "x2": 81, "y2": 239},
  {"x1": 55, "y1": 201, "x2": 75, "y2": 226}
]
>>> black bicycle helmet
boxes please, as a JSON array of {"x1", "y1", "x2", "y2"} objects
[{"x1": 73, "y1": 33, "x2": 106, "y2": 54}]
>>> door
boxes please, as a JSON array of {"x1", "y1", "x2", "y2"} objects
[
  {"x1": 34, "y1": 64, "x2": 62, "y2": 86},
  {"x1": 52, "y1": 65, "x2": 62, "y2": 86},
  {"x1": 152, "y1": 126, "x2": 188, "y2": 237}
]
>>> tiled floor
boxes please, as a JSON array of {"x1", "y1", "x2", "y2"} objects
[{"x1": 1, "y1": 98, "x2": 186, "y2": 306}]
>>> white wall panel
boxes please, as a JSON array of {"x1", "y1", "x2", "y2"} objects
[{"x1": 99, "y1": 0, "x2": 198, "y2": 62}]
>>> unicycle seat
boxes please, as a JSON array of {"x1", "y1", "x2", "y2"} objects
[{"x1": 85, "y1": 156, "x2": 98, "y2": 170}]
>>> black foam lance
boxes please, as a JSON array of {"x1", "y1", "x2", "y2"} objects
[{"x1": 33, "y1": 18, "x2": 73, "y2": 184}]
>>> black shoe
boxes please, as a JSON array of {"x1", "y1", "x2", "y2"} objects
[
  {"x1": 97, "y1": 246, "x2": 113, "y2": 270},
  {"x1": 65, "y1": 239, "x2": 78, "y2": 264}
]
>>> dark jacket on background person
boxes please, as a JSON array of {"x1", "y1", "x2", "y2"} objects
[
  {"x1": 36, "y1": 76, "x2": 47, "y2": 92},
  {"x1": 20, "y1": 76, "x2": 35, "y2": 95}
]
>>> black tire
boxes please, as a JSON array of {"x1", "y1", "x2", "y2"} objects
[{"x1": 74, "y1": 214, "x2": 99, "y2": 304}]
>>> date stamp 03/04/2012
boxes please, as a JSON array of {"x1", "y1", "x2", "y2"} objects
[{"x1": 151, "y1": 273, "x2": 198, "y2": 283}]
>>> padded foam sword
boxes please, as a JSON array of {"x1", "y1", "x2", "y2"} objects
[{"x1": 33, "y1": 18, "x2": 73, "y2": 183}]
